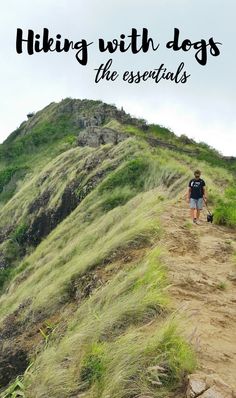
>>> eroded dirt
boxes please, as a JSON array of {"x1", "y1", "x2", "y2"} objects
[{"x1": 160, "y1": 197, "x2": 236, "y2": 393}]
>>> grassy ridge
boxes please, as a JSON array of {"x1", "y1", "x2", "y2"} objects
[
  {"x1": 0, "y1": 147, "x2": 186, "y2": 317},
  {"x1": 0, "y1": 99, "x2": 235, "y2": 397},
  {"x1": 0, "y1": 139, "x2": 197, "y2": 397}
]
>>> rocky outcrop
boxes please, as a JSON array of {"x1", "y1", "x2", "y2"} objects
[
  {"x1": 77, "y1": 126, "x2": 130, "y2": 147},
  {"x1": 4, "y1": 98, "x2": 147, "y2": 144},
  {"x1": 26, "y1": 181, "x2": 80, "y2": 246},
  {"x1": 54, "y1": 98, "x2": 146, "y2": 130}
]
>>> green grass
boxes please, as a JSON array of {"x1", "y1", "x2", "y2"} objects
[
  {"x1": 80, "y1": 343, "x2": 105, "y2": 389},
  {"x1": 0, "y1": 267, "x2": 13, "y2": 293},
  {"x1": 99, "y1": 157, "x2": 150, "y2": 192},
  {"x1": 0, "y1": 188, "x2": 163, "y2": 318},
  {"x1": 22, "y1": 248, "x2": 196, "y2": 398},
  {"x1": 100, "y1": 187, "x2": 135, "y2": 211},
  {"x1": 214, "y1": 186, "x2": 236, "y2": 228},
  {"x1": 0, "y1": 115, "x2": 76, "y2": 162}
]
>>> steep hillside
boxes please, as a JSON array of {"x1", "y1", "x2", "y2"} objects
[{"x1": 0, "y1": 99, "x2": 235, "y2": 398}]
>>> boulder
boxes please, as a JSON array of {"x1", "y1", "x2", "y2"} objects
[
  {"x1": 77, "y1": 126, "x2": 130, "y2": 147},
  {"x1": 186, "y1": 373, "x2": 235, "y2": 398},
  {"x1": 186, "y1": 375, "x2": 207, "y2": 397}
]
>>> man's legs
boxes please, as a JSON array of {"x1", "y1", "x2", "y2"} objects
[
  {"x1": 196, "y1": 198, "x2": 203, "y2": 221},
  {"x1": 190, "y1": 208, "x2": 197, "y2": 220},
  {"x1": 190, "y1": 199, "x2": 197, "y2": 222}
]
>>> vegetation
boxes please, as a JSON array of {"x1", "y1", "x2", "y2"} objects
[
  {"x1": 214, "y1": 186, "x2": 236, "y2": 228},
  {"x1": 0, "y1": 98, "x2": 235, "y2": 397},
  {"x1": 0, "y1": 267, "x2": 13, "y2": 293},
  {"x1": 22, "y1": 248, "x2": 196, "y2": 398}
]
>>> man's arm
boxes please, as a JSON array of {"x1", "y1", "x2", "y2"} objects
[
  {"x1": 203, "y1": 186, "x2": 207, "y2": 202},
  {"x1": 187, "y1": 186, "x2": 191, "y2": 202}
]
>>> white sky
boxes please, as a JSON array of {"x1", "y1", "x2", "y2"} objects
[{"x1": 0, "y1": 0, "x2": 235, "y2": 155}]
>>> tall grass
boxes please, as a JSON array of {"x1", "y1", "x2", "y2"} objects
[
  {"x1": 23, "y1": 248, "x2": 196, "y2": 398},
  {"x1": 214, "y1": 186, "x2": 236, "y2": 228}
]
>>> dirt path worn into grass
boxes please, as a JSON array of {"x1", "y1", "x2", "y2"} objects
[{"x1": 160, "y1": 198, "x2": 236, "y2": 392}]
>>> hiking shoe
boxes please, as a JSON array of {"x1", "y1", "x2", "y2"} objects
[{"x1": 193, "y1": 218, "x2": 197, "y2": 224}]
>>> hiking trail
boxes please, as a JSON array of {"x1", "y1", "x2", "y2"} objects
[{"x1": 160, "y1": 196, "x2": 236, "y2": 393}]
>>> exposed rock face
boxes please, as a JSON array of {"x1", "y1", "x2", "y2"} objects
[
  {"x1": 28, "y1": 189, "x2": 51, "y2": 213},
  {"x1": 186, "y1": 373, "x2": 235, "y2": 398},
  {"x1": 26, "y1": 181, "x2": 80, "y2": 246},
  {"x1": 0, "y1": 299, "x2": 45, "y2": 389},
  {"x1": 24, "y1": 146, "x2": 122, "y2": 247},
  {"x1": 0, "y1": 348, "x2": 29, "y2": 388},
  {"x1": 54, "y1": 98, "x2": 146, "y2": 130},
  {"x1": 77, "y1": 126, "x2": 130, "y2": 147}
]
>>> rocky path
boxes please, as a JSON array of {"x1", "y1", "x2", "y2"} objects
[{"x1": 160, "y1": 198, "x2": 236, "y2": 396}]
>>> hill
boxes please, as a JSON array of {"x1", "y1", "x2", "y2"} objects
[{"x1": 0, "y1": 98, "x2": 235, "y2": 398}]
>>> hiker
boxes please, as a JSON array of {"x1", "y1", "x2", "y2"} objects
[{"x1": 187, "y1": 169, "x2": 207, "y2": 224}]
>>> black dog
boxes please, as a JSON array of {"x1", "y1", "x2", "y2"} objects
[{"x1": 207, "y1": 213, "x2": 214, "y2": 223}]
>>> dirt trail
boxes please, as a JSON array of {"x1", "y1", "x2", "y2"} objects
[{"x1": 160, "y1": 197, "x2": 236, "y2": 391}]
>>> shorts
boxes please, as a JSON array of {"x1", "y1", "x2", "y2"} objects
[{"x1": 190, "y1": 198, "x2": 203, "y2": 209}]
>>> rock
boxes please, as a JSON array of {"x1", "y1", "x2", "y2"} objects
[
  {"x1": 200, "y1": 387, "x2": 223, "y2": 398},
  {"x1": 28, "y1": 189, "x2": 51, "y2": 213},
  {"x1": 186, "y1": 375, "x2": 207, "y2": 397},
  {"x1": 77, "y1": 126, "x2": 130, "y2": 147},
  {"x1": 179, "y1": 134, "x2": 195, "y2": 145},
  {"x1": 186, "y1": 373, "x2": 235, "y2": 398}
]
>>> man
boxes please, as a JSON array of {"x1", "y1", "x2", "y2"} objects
[{"x1": 187, "y1": 170, "x2": 207, "y2": 224}]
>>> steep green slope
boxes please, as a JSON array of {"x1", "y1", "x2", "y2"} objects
[
  {"x1": 0, "y1": 98, "x2": 133, "y2": 203},
  {"x1": 0, "y1": 99, "x2": 235, "y2": 398}
]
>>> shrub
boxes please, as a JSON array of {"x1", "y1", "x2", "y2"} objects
[
  {"x1": 80, "y1": 343, "x2": 105, "y2": 388},
  {"x1": 0, "y1": 167, "x2": 24, "y2": 193},
  {"x1": 10, "y1": 223, "x2": 28, "y2": 245}
]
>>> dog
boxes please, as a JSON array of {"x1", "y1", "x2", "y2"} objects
[{"x1": 207, "y1": 213, "x2": 214, "y2": 223}]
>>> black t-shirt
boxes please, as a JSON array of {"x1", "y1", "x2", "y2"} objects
[{"x1": 189, "y1": 178, "x2": 205, "y2": 199}]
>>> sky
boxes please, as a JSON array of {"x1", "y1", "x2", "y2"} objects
[{"x1": 0, "y1": 0, "x2": 235, "y2": 155}]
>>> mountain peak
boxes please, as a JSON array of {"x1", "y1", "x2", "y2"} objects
[{"x1": 4, "y1": 98, "x2": 147, "y2": 145}]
